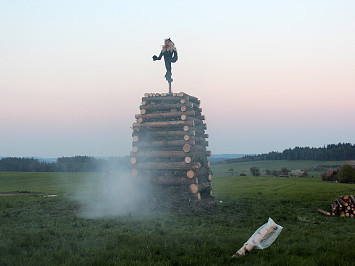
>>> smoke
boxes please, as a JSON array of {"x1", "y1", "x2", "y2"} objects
[{"x1": 71, "y1": 166, "x2": 152, "y2": 218}]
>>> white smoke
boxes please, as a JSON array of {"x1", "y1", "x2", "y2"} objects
[{"x1": 72, "y1": 167, "x2": 151, "y2": 218}]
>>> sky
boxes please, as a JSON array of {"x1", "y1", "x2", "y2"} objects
[{"x1": 1, "y1": 0, "x2": 354, "y2": 157}]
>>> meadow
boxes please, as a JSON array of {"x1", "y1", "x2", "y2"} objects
[{"x1": 0, "y1": 162, "x2": 354, "y2": 265}]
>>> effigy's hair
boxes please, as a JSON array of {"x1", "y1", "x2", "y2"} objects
[{"x1": 162, "y1": 38, "x2": 176, "y2": 53}]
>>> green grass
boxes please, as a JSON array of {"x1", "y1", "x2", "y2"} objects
[
  {"x1": 0, "y1": 168, "x2": 354, "y2": 265},
  {"x1": 211, "y1": 160, "x2": 346, "y2": 177}
]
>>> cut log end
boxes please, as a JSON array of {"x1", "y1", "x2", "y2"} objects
[
  {"x1": 190, "y1": 184, "x2": 199, "y2": 194},
  {"x1": 185, "y1": 157, "x2": 192, "y2": 164},
  {"x1": 187, "y1": 170, "x2": 195, "y2": 178},
  {"x1": 133, "y1": 136, "x2": 139, "y2": 142},
  {"x1": 183, "y1": 144, "x2": 191, "y2": 153},
  {"x1": 130, "y1": 157, "x2": 137, "y2": 165}
]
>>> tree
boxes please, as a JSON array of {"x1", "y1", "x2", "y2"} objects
[
  {"x1": 271, "y1": 170, "x2": 279, "y2": 177},
  {"x1": 280, "y1": 168, "x2": 289, "y2": 176},
  {"x1": 250, "y1": 167, "x2": 260, "y2": 176},
  {"x1": 337, "y1": 164, "x2": 355, "y2": 183}
]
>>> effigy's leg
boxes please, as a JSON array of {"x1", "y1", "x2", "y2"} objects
[{"x1": 165, "y1": 70, "x2": 173, "y2": 83}]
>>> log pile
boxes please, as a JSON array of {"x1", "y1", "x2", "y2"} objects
[
  {"x1": 130, "y1": 92, "x2": 214, "y2": 206},
  {"x1": 330, "y1": 195, "x2": 355, "y2": 218}
]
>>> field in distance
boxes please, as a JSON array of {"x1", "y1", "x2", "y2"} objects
[{"x1": 211, "y1": 160, "x2": 346, "y2": 177}]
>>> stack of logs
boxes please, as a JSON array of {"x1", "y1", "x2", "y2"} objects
[
  {"x1": 331, "y1": 195, "x2": 355, "y2": 218},
  {"x1": 317, "y1": 195, "x2": 355, "y2": 218},
  {"x1": 130, "y1": 92, "x2": 213, "y2": 204}
]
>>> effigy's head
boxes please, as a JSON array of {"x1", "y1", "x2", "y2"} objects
[
  {"x1": 162, "y1": 38, "x2": 176, "y2": 52},
  {"x1": 164, "y1": 38, "x2": 174, "y2": 46}
]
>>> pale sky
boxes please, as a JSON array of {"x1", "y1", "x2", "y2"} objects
[{"x1": 1, "y1": 0, "x2": 354, "y2": 157}]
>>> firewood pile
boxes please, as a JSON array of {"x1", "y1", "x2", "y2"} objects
[
  {"x1": 130, "y1": 92, "x2": 214, "y2": 206},
  {"x1": 331, "y1": 195, "x2": 355, "y2": 218},
  {"x1": 317, "y1": 195, "x2": 355, "y2": 218}
]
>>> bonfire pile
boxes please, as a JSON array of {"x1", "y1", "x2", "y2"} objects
[
  {"x1": 331, "y1": 195, "x2": 355, "y2": 218},
  {"x1": 130, "y1": 92, "x2": 213, "y2": 204}
]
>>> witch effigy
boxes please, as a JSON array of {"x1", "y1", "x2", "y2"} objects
[{"x1": 153, "y1": 38, "x2": 178, "y2": 93}]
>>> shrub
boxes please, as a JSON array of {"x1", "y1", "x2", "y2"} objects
[
  {"x1": 250, "y1": 167, "x2": 260, "y2": 176},
  {"x1": 337, "y1": 164, "x2": 355, "y2": 183}
]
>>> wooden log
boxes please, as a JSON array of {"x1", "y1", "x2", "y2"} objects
[
  {"x1": 142, "y1": 95, "x2": 190, "y2": 102},
  {"x1": 208, "y1": 173, "x2": 213, "y2": 181},
  {"x1": 339, "y1": 198, "x2": 348, "y2": 207},
  {"x1": 190, "y1": 184, "x2": 199, "y2": 194},
  {"x1": 177, "y1": 92, "x2": 200, "y2": 104},
  {"x1": 183, "y1": 144, "x2": 191, "y2": 152},
  {"x1": 134, "y1": 162, "x2": 201, "y2": 170},
  {"x1": 130, "y1": 150, "x2": 210, "y2": 158},
  {"x1": 187, "y1": 170, "x2": 195, "y2": 178},
  {"x1": 133, "y1": 130, "x2": 195, "y2": 137},
  {"x1": 130, "y1": 157, "x2": 137, "y2": 165},
  {"x1": 132, "y1": 135, "x2": 139, "y2": 142},
  {"x1": 136, "y1": 110, "x2": 196, "y2": 120},
  {"x1": 197, "y1": 193, "x2": 201, "y2": 201},
  {"x1": 232, "y1": 220, "x2": 278, "y2": 257},
  {"x1": 133, "y1": 120, "x2": 194, "y2": 128},
  {"x1": 140, "y1": 102, "x2": 194, "y2": 111},
  {"x1": 185, "y1": 157, "x2": 192, "y2": 164},
  {"x1": 134, "y1": 139, "x2": 195, "y2": 148},
  {"x1": 131, "y1": 144, "x2": 200, "y2": 154},
  {"x1": 181, "y1": 114, "x2": 205, "y2": 121},
  {"x1": 197, "y1": 183, "x2": 211, "y2": 193},
  {"x1": 317, "y1": 209, "x2": 331, "y2": 216},
  {"x1": 151, "y1": 176, "x2": 198, "y2": 185},
  {"x1": 350, "y1": 195, "x2": 355, "y2": 205}
]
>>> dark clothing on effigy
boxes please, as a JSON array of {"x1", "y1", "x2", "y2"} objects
[{"x1": 153, "y1": 49, "x2": 178, "y2": 83}]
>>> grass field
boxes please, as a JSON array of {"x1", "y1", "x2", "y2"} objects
[
  {"x1": 1, "y1": 166, "x2": 354, "y2": 265},
  {"x1": 212, "y1": 160, "x2": 346, "y2": 177}
]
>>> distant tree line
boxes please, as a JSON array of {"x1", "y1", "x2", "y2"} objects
[
  {"x1": 0, "y1": 156, "x2": 129, "y2": 172},
  {"x1": 218, "y1": 143, "x2": 355, "y2": 164}
]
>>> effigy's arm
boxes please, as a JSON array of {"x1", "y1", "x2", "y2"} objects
[
  {"x1": 153, "y1": 52, "x2": 163, "y2": 61},
  {"x1": 171, "y1": 50, "x2": 178, "y2": 63}
]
